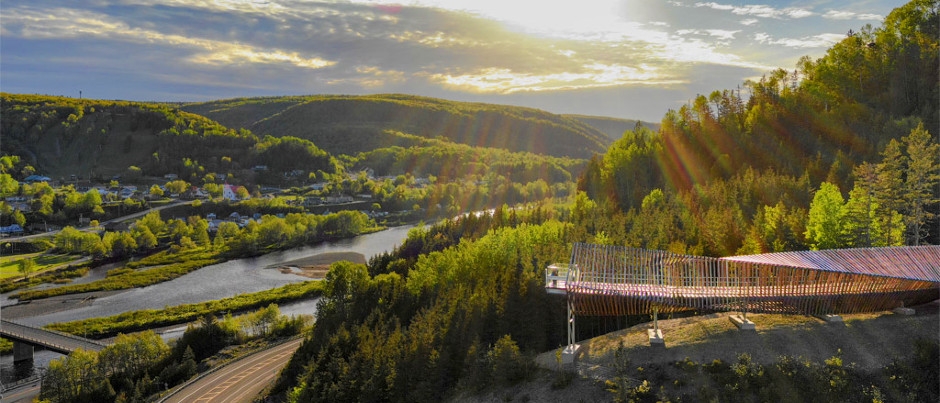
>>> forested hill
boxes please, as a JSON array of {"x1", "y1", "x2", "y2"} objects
[
  {"x1": 182, "y1": 94, "x2": 612, "y2": 158},
  {"x1": 564, "y1": 114, "x2": 660, "y2": 140},
  {"x1": 0, "y1": 94, "x2": 340, "y2": 181},
  {"x1": 577, "y1": 0, "x2": 940, "y2": 255}
]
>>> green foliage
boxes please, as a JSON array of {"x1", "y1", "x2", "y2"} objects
[
  {"x1": 277, "y1": 212, "x2": 568, "y2": 401},
  {"x1": 184, "y1": 94, "x2": 610, "y2": 159},
  {"x1": 486, "y1": 335, "x2": 535, "y2": 386},
  {"x1": 576, "y1": 3, "x2": 940, "y2": 249},
  {"x1": 17, "y1": 257, "x2": 36, "y2": 279},
  {"x1": 40, "y1": 304, "x2": 303, "y2": 403},
  {"x1": 805, "y1": 182, "x2": 847, "y2": 250}
]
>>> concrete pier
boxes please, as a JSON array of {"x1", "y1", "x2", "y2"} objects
[
  {"x1": 12, "y1": 341, "x2": 34, "y2": 363},
  {"x1": 729, "y1": 315, "x2": 756, "y2": 330}
]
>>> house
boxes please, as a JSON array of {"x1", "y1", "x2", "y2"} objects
[
  {"x1": 0, "y1": 224, "x2": 24, "y2": 236},
  {"x1": 222, "y1": 184, "x2": 240, "y2": 201},
  {"x1": 4, "y1": 197, "x2": 30, "y2": 212},
  {"x1": 24, "y1": 175, "x2": 51, "y2": 183},
  {"x1": 182, "y1": 187, "x2": 210, "y2": 200},
  {"x1": 304, "y1": 197, "x2": 324, "y2": 207},
  {"x1": 164, "y1": 173, "x2": 179, "y2": 180},
  {"x1": 324, "y1": 195, "x2": 353, "y2": 204}
]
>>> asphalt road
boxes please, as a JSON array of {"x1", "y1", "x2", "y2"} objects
[
  {"x1": 162, "y1": 338, "x2": 304, "y2": 403},
  {"x1": 1, "y1": 380, "x2": 42, "y2": 403},
  {"x1": 3, "y1": 199, "x2": 193, "y2": 242}
]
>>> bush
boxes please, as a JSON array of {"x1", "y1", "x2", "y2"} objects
[{"x1": 487, "y1": 335, "x2": 534, "y2": 386}]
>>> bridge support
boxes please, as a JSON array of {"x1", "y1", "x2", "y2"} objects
[
  {"x1": 562, "y1": 295, "x2": 580, "y2": 365},
  {"x1": 13, "y1": 341, "x2": 34, "y2": 363},
  {"x1": 648, "y1": 306, "x2": 664, "y2": 345},
  {"x1": 730, "y1": 314, "x2": 756, "y2": 330},
  {"x1": 893, "y1": 307, "x2": 915, "y2": 315},
  {"x1": 816, "y1": 314, "x2": 843, "y2": 323}
]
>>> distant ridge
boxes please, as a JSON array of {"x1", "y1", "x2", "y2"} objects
[
  {"x1": 183, "y1": 94, "x2": 612, "y2": 159},
  {"x1": 564, "y1": 114, "x2": 660, "y2": 140}
]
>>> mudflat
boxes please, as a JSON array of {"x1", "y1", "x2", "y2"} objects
[{"x1": 266, "y1": 251, "x2": 367, "y2": 279}]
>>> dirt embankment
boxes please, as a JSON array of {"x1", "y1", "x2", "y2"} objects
[{"x1": 455, "y1": 301, "x2": 940, "y2": 402}]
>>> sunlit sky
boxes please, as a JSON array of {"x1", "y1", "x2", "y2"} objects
[{"x1": 1, "y1": 1, "x2": 903, "y2": 121}]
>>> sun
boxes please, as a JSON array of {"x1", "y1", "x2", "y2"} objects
[
  {"x1": 362, "y1": 0, "x2": 645, "y2": 40},
  {"x1": 458, "y1": 0, "x2": 627, "y2": 37}
]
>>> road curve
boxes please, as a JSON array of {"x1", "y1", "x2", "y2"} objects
[{"x1": 162, "y1": 338, "x2": 303, "y2": 403}]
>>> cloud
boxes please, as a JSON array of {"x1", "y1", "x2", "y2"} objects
[
  {"x1": 823, "y1": 10, "x2": 883, "y2": 21},
  {"x1": 427, "y1": 63, "x2": 684, "y2": 94},
  {"x1": 326, "y1": 66, "x2": 407, "y2": 88},
  {"x1": 0, "y1": 0, "x2": 899, "y2": 121},
  {"x1": 1, "y1": 5, "x2": 336, "y2": 71},
  {"x1": 694, "y1": 2, "x2": 813, "y2": 19},
  {"x1": 753, "y1": 32, "x2": 844, "y2": 49}
]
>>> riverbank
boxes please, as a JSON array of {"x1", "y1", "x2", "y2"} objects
[
  {"x1": 1, "y1": 252, "x2": 364, "y2": 323},
  {"x1": 1, "y1": 290, "x2": 128, "y2": 320}
]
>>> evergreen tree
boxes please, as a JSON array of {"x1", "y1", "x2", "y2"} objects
[
  {"x1": 901, "y1": 123, "x2": 940, "y2": 245},
  {"x1": 874, "y1": 140, "x2": 906, "y2": 245}
]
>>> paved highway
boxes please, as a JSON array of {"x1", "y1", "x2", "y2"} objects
[
  {"x1": 162, "y1": 338, "x2": 303, "y2": 403},
  {"x1": 1, "y1": 380, "x2": 42, "y2": 403}
]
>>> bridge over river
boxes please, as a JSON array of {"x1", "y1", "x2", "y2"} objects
[{"x1": 1, "y1": 319, "x2": 107, "y2": 362}]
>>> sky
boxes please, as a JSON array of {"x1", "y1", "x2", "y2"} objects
[{"x1": 0, "y1": 0, "x2": 904, "y2": 122}]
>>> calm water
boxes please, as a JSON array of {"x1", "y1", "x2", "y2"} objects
[{"x1": 1, "y1": 226, "x2": 414, "y2": 383}]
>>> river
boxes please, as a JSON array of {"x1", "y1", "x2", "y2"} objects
[{"x1": 0, "y1": 225, "x2": 416, "y2": 383}]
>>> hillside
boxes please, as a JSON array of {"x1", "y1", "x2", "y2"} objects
[
  {"x1": 457, "y1": 302, "x2": 939, "y2": 402},
  {"x1": 564, "y1": 114, "x2": 660, "y2": 140},
  {"x1": 0, "y1": 94, "x2": 338, "y2": 183},
  {"x1": 183, "y1": 94, "x2": 612, "y2": 158},
  {"x1": 1, "y1": 94, "x2": 235, "y2": 179}
]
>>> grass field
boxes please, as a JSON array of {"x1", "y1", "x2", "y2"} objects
[{"x1": 0, "y1": 253, "x2": 78, "y2": 280}]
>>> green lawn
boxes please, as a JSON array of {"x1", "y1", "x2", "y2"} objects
[{"x1": 0, "y1": 253, "x2": 80, "y2": 280}]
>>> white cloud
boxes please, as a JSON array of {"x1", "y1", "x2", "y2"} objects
[
  {"x1": 428, "y1": 63, "x2": 684, "y2": 94},
  {"x1": 740, "y1": 18, "x2": 759, "y2": 26},
  {"x1": 753, "y1": 32, "x2": 843, "y2": 49},
  {"x1": 823, "y1": 10, "x2": 883, "y2": 21},
  {"x1": 695, "y1": 2, "x2": 813, "y2": 19}
]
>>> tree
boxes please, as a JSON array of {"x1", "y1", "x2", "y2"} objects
[
  {"x1": 235, "y1": 186, "x2": 250, "y2": 200},
  {"x1": 874, "y1": 140, "x2": 906, "y2": 246},
  {"x1": 805, "y1": 182, "x2": 846, "y2": 250},
  {"x1": 137, "y1": 210, "x2": 166, "y2": 236},
  {"x1": 12, "y1": 209, "x2": 26, "y2": 227},
  {"x1": 132, "y1": 226, "x2": 158, "y2": 250},
  {"x1": 164, "y1": 179, "x2": 189, "y2": 195},
  {"x1": 0, "y1": 173, "x2": 18, "y2": 196},
  {"x1": 41, "y1": 348, "x2": 102, "y2": 403},
  {"x1": 149, "y1": 184, "x2": 164, "y2": 198},
  {"x1": 18, "y1": 258, "x2": 36, "y2": 279},
  {"x1": 902, "y1": 123, "x2": 940, "y2": 245},
  {"x1": 843, "y1": 163, "x2": 877, "y2": 247},
  {"x1": 98, "y1": 331, "x2": 168, "y2": 379}
]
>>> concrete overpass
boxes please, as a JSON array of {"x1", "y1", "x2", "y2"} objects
[{"x1": 1, "y1": 319, "x2": 107, "y2": 362}]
